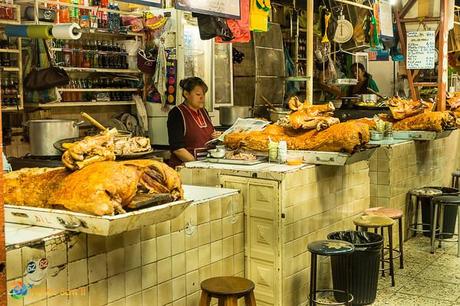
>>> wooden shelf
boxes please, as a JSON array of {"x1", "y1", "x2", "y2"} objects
[
  {"x1": 414, "y1": 82, "x2": 438, "y2": 87},
  {"x1": 2, "y1": 106, "x2": 22, "y2": 112},
  {"x1": 61, "y1": 67, "x2": 141, "y2": 74},
  {"x1": 0, "y1": 48, "x2": 20, "y2": 53},
  {"x1": 57, "y1": 88, "x2": 139, "y2": 92},
  {"x1": 0, "y1": 67, "x2": 20, "y2": 72},
  {"x1": 26, "y1": 101, "x2": 135, "y2": 108}
]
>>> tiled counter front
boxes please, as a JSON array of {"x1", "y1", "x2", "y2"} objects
[
  {"x1": 180, "y1": 162, "x2": 370, "y2": 306},
  {"x1": 6, "y1": 192, "x2": 243, "y2": 306},
  {"x1": 369, "y1": 130, "x2": 460, "y2": 237}
]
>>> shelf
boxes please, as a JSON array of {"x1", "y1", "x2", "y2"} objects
[
  {"x1": 0, "y1": 49, "x2": 19, "y2": 53},
  {"x1": 0, "y1": 19, "x2": 20, "y2": 25},
  {"x1": 285, "y1": 76, "x2": 311, "y2": 81},
  {"x1": 57, "y1": 88, "x2": 139, "y2": 92},
  {"x1": 26, "y1": 101, "x2": 135, "y2": 108},
  {"x1": 414, "y1": 82, "x2": 438, "y2": 87},
  {"x1": 2, "y1": 106, "x2": 22, "y2": 112},
  {"x1": 60, "y1": 67, "x2": 141, "y2": 74},
  {"x1": 0, "y1": 67, "x2": 20, "y2": 72},
  {"x1": 51, "y1": 48, "x2": 129, "y2": 55}
]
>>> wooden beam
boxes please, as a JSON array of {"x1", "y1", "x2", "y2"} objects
[
  {"x1": 0, "y1": 95, "x2": 5, "y2": 306},
  {"x1": 334, "y1": 0, "x2": 373, "y2": 10},
  {"x1": 437, "y1": 0, "x2": 448, "y2": 110},
  {"x1": 396, "y1": 9, "x2": 418, "y2": 100},
  {"x1": 402, "y1": 17, "x2": 441, "y2": 23},
  {"x1": 400, "y1": 0, "x2": 418, "y2": 18},
  {"x1": 306, "y1": 0, "x2": 313, "y2": 103}
]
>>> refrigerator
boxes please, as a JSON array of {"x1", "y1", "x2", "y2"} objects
[{"x1": 146, "y1": 9, "x2": 233, "y2": 146}]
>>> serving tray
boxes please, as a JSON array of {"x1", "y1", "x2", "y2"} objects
[
  {"x1": 4, "y1": 199, "x2": 191, "y2": 236},
  {"x1": 392, "y1": 129, "x2": 455, "y2": 141},
  {"x1": 205, "y1": 156, "x2": 267, "y2": 166},
  {"x1": 287, "y1": 147, "x2": 378, "y2": 166}
]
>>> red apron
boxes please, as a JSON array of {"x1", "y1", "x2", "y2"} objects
[{"x1": 169, "y1": 103, "x2": 214, "y2": 167}]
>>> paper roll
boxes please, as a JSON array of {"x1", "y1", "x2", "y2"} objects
[
  {"x1": 5, "y1": 25, "x2": 28, "y2": 37},
  {"x1": 26, "y1": 25, "x2": 53, "y2": 39},
  {"x1": 51, "y1": 23, "x2": 82, "y2": 40}
]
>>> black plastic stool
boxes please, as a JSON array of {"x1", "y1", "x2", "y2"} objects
[
  {"x1": 431, "y1": 196, "x2": 460, "y2": 257},
  {"x1": 307, "y1": 240, "x2": 354, "y2": 306},
  {"x1": 407, "y1": 188, "x2": 442, "y2": 237}
]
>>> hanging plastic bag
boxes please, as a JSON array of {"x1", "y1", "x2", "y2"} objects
[
  {"x1": 194, "y1": 13, "x2": 234, "y2": 41},
  {"x1": 216, "y1": 0, "x2": 251, "y2": 43},
  {"x1": 250, "y1": 0, "x2": 270, "y2": 32}
]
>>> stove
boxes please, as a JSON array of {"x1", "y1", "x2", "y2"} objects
[{"x1": 9, "y1": 156, "x2": 63, "y2": 170}]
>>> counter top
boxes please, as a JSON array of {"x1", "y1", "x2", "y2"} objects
[
  {"x1": 184, "y1": 161, "x2": 310, "y2": 173},
  {"x1": 5, "y1": 223, "x2": 66, "y2": 249},
  {"x1": 183, "y1": 184, "x2": 238, "y2": 204}
]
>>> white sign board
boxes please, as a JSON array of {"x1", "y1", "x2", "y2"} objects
[
  {"x1": 407, "y1": 31, "x2": 436, "y2": 69},
  {"x1": 176, "y1": 0, "x2": 241, "y2": 19}
]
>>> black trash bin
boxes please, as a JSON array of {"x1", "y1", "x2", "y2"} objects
[
  {"x1": 327, "y1": 231, "x2": 383, "y2": 306},
  {"x1": 421, "y1": 187, "x2": 459, "y2": 238}
]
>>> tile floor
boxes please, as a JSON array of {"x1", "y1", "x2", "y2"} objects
[{"x1": 373, "y1": 236, "x2": 460, "y2": 306}]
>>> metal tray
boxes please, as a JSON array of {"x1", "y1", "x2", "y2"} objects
[
  {"x1": 4, "y1": 199, "x2": 191, "y2": 236},
  {"x1": 205, "y1": 156, "x2": 267, "y2": 165},
  {"x1": 393, "y1": 129, "x2": 455, "y2": 141},
  {"x1": 287, "y1": 147, "x2": 378, "y2": 166}
]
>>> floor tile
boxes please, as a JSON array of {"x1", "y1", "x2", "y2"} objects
[
  {"x1": 389, "y1": 292, "x2": 453, "y2": 306},
  {"x1": 398, "y1": 278, "x2": 460, "y2": 302}
]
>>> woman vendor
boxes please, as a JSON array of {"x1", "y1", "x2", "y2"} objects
[
  {"x1": 317, "y1": 62, "x2": 380, "y2": 98},
  {"x1": 167, "y1": 77, "x2": 220, "y2": 167}
]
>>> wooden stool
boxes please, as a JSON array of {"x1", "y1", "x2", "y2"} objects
[
  {"x1": 199, "y1": 276, "x2": 256, "y2": 306},
  {"x1": 365, "y1": 207, "x2": 404, "y2": 269},
  {"x1": 354, "y1": 215, "x2": 396, "y2": 287}
]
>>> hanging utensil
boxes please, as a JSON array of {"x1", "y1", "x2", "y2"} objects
[
  {"x1": 80, "y1": 112, "x2": 107, "y2": 132},
  {"x1": 321, "y1": 9, "x2": 331, "y2": 43}
]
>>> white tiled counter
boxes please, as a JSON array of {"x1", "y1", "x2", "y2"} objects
[
  {"x1": 179, "y1": 161, "x2": 371, "y2": 306},
  {"x1": 5, "y1": 185, "x2": 241, "y2": 306}
]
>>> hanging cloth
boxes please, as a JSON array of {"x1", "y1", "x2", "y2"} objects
[
  {"x1": 216, "y1": 0, "x2": 251, "y2": 43},
  {"x1": 153, "y1": 40, "x2": 167, "y2": 107},
  {"x1": 250, "y1": 0, "x2": 270, "y2": 32}
]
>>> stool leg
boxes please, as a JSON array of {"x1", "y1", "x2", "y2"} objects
[
  {"x1": 398, "y1": 218, "x2": 404, "y2": 269},
  {"x1": 388, "y1": 225, "x2": 395, "y2": 287},
  {"x1": 431, "y1": 203, "x2": 438, "y2": 254},
  {"x1": 309, "y1": 253, "x2": 317, "y2": 306},
  {"x1": 224, "y1": 296, "x2": 238, "y2": 306},
  {"x1": 380, "y1": 227, "x2": 385, "y2": 277},
  {"x1": 356, "y1": 225, "x2": 359, "y2": 231},
  {"x1": 438, "y1": 205, "x2": 445, "y2": 248},
  {"x1": 414, "y1": 199, "x2": 420, "y2": 237},
  {"x1": 199, "y1": 291, "x2": 212, "y2": 306},
  {"x1": 244, "y1": 291, "x2": 256, "y2": 306}
]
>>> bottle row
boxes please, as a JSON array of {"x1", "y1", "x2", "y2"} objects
[
  {"x1": 53, "y1": 39, "x2": 128, "y2": 69},
  {"x1": 60, "y1": 77, "x2": 139, "y2": 89},
  {"x1": 1, "y1": 77, "x2": 19, "y2": 106},
  {"x1": 61, "y1": 91, "x2": 134, "y2": 102}
]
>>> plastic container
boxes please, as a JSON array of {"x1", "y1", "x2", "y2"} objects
[
  {"x1": 327, "y1": 231, "x2": 383, "y2": 305},
  {"x1": 278, "y1": 141, "x2": 287, "y2": 163},
  {"x1": 421, "y1": 186, "x2": 459, "y2": 238}
]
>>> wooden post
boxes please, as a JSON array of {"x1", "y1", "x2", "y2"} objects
[
  {"x1": 0, "y1": 108, "x2": 6, "y2": 306},
  {"x1": 437, "y1": 0, "x2": 448, "y2": 110},
  {"x1": 306, "y1": 0, "x2": 314, "y2": 103}
]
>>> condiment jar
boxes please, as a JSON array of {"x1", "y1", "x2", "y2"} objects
[
  {"x1": 278, "y1": 141, "x2": 287, "y2": 163},
  {"x1": 268, "y1": 140, "x2": 278, "y2": 162}
]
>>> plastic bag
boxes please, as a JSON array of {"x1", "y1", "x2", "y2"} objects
[{"x1": 194, "y1": 13, "x2": 234, "y2": 41}]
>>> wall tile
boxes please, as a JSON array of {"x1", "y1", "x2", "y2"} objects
[
  {"x1": 107, "y1": 298, "x2": 126, "y2": 306},
  {"x1": 172, "y1": 253, "x2": 186, "y2": 278},
  {"x1": 185, "y1": 249, "x2": 198, "y2": 273},
  {"x1": 141, "y1": 238, "x2": 156, "y2": 265},
  {"x1": 157, "y1": 234, "x2": 172, "y2": 260},
  {"x1": 123, "y1": 229, "x2": 140, "y2": 246},
  {"x1": 186, "y1": 291, "x2": 200, "y2": 306},
  {"x1": 87, "y1": 235, "x2": 106, "y2": 257},
  {"x1": 25, "y1": 300, "x2": 47, "y2": 306},
  {"x1": 171, "y1": 231, "x2": 185, "y2": 255},
  {"x1": 106, "y1": 234, "x2": 124, "y2": 253},
  {"x1": 88, "y1": 254, "x2": 107, "y2": 284},
  {"x1": 173, "y1": 297, "x2": 186, "y2": 306},
  {"x1": 68, "y1": 234, "x2": 87, "y2": 262},
  {"x1": 172, "y1": 275, "x2": 186, "y2": 301},
  {"x1": 185, "y1": 270, "x2": 199, "y2": 295},
  {"x1": 125, "y1": 268, "x2": 142, "y2": 296},
  {"x1": 222, "y1": 217, "x2": 233, "y2": 239},
  {"x1": 158, "y1": 280, "x2": 172, "y2": 305},
  {"x1": 22, "y1": 247, "x2": 45, "y2": 269},
  {"x1": 108, "y1": 273, "x2": 125, "y2": 303},
  {"x1": 209, "y1": 199, "x2": 222, "y2": 220},
  {"x1": 142, "y1": 286, "x2": 157, "y2": 306},
  {"x1": 68, "y1": 258, "x2": 88, "y2": 289},
  {"x1": 184, "y1": 230, "x2": 198, "y2": 250},
  {"x1": 198, "y1": 244, "x2": 211, "y2": 267},
  {"x1": 197, "y1": 224, "x2": 211, "y2": 246},
  {"x1": 8, "y1": 278, "x2": 25, "y2": 306},
  {"x1": 222, "y1": 237, "x2": 234, "y2": 259},
  {"x1": 197, "y1": 202, "x2": 210, "y2": 224},
  {"x1": 47, "y1": 293, "x2": 69, "y2": 306},
  {"x1": 47, "y1": 265, "x2": 68, "y2": 296},
  {"x1": 6, "y1": 248, "x2": 22, "y2": 280},
  {"x1": 45, "y1": 240, "x2": 67, "y2": 268},
  {"x1": 24, "y1": 280, "x2": 47, "y2": 305},
  {"x1": 126, "y1": 293, "x2": 142, "y2": 306},
  {"x1": 210, "y1": 220, "x2": 222, "y2": 242},
  {"x1": 141, "y1": 225, "x2": 156, "y2": 241},
  {"x1": 107, "y1": 248, "x2": 125, "y2": 277},
  {"x1": 171, "y1": 214, "x2": 185, "y2": 233},
  {"x1": 89, "y1": 280, "x2": 108, "y2": 306},
  {"x1": 125, "y1": 243, "x2": 141, "y2": 271},
  {"x1": 156, "y1": 221, "x2": 171, "y2": 236},
  {"x1": 198, "y1": 265, "x2": 211, "y2": 282},
  {"x1": 157, "y1": 257, "x2": 172, "y2": 284},
  {"x1": 67, "y1": 286, "x2": 88, "y2": 306},
  {"x1": 141, "y1": 263, "x2": 157, "y2": 290},
  {"x1": 210, "y1": 240, "x2": 223, "y2": 263},
  {"x1": 222, "y1": 256, "x2": 233, "y2": 275}
]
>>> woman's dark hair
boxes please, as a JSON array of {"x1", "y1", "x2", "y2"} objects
[
  {"x1": 179, "y1": 77, "x2": 208, "y2": 99},
  {"x1": 351, "y1": 62, "x2": 372, "y2": 80}
]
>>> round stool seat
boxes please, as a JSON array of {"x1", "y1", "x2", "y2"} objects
[
  {"x1": 432, "y1": 195, "x2": 460, "y2": 205},
  {"x1": 201, "y1": 277, "x2": 254, "y2": 296},
  {"x1": 307, "y1": 240, "x2": 354, "y2": 256},
  {"x1": 452, "y1": 170, "x2": 460, "y2": 177},
  {"x1": 365, "y1": 207, "x2": 403, "y2": 219},
  {"x1": 409, "y1": 187, "x2": 442, "y2": 197},
  {"x1": 353, "y1": 215, "x2": 395, "y2": 228}
]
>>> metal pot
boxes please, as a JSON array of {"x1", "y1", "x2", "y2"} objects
[
  {"x1": 218, "y1": 106, "x2": 253, "y2": 126},
  {"x1": 269, "y1": 107, "x2": 291, "y2": 122},
  {"x1": 26, "y1": 119, "x2": 81, "y2": 156}
]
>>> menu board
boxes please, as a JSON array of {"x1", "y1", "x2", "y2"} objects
[
  {"x1": 176, "y1": 0, "x2": 241, "y2": 19},
  {"x1": 122, "y1": 0, "x2": 161, "y2": 7},
  {"x1": 407, "y1": 31, "x2": 436, "y2": 69}
]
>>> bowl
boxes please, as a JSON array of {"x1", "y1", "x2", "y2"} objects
[
  {"x1": 208, "y1": 149, "x2": 226, "y2": 158},
  {"x1": 370, "y1": 131, "x2": 383, "y2": 141}
]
